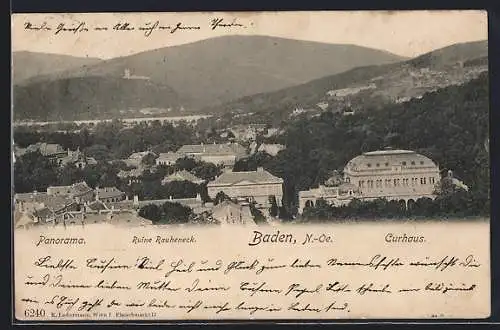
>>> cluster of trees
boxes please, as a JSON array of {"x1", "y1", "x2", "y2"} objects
[
  {"x1": 233, "y1": 73, "x2": 490, "y2": 218},
  {"x1": 14, "y1": 149, "x2": 222, "y2": 205},
  {"x1": 138, "y1": 202, "x2": 192, "y2": 224},
  {"x1": 14, "y1": 120, "x2": 198, "y2": 161},
  {"x1": 14, "y1": 151, "x2": 122, "y2": 193}
]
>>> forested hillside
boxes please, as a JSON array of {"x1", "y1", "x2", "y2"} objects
[{"x1": 235, "y1": 72, "x2": 489, "y2": 215}]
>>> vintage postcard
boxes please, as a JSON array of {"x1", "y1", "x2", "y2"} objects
[{"x1": 11, "y1": 11, "x2": 490, "y2": 321}]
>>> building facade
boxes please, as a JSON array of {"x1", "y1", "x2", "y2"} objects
[
  {"x1": 212, "y1": 200, "x2": 255, "y2": 225},
  {"x1": 343, "y1": 149, "x2": 441, "y2": 203},
  {"x1": 156, "y1": 152, "x2": 181, "y2": 166},
  {"x1": 296, "y1": 149, "x2": 441, "y2": 214},
  {"x1": 298, "y1": 183, "x2": 360, "y2": 214},
  {"x1": 207, "y1": 167, "x2": 284, "y2": 208},
  {"x1": 95, "y1": 187, "x2": 126, "y2": 203},
  {"x1": 177, "y1": 143, "x2": 247, "y2": 168}
]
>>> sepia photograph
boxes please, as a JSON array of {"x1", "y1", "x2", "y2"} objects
[{"x1": 11, "y1": 10, "x2": 491, "y2": 321}]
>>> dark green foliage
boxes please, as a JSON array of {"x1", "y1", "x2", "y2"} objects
[
  {"x1": 269, "y1": 196, "x2": 279, "y2": 217},
  {"x1": 14, "y1": 151, "x2": 58, "y2": 193},
  {"x1": 249, "y1": 203, "x2": 268, "y2": 224},
  {"x1": 234, "y1": 73, "x2": 489, "y2": 217},
  {"x1": 139, "y1": 201, "x2": 192, "y2": 224},
  {"x1": 214, "y1": 191, "x2": 231, "y2": 205}
]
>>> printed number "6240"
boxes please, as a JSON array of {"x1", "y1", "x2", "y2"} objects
[{"x1": 24, "y1": 309, "x2": 45, "y2": 317}]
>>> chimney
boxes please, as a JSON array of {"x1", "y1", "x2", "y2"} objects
[
  {"x1": 133, "y1": 195, "x2": 139, "y2": 206},
  {"x1": 169, "y1": 196, "x2": 173, "y2": 200},
  {"x1": 196, "y1": 193, "x2": 201, "y2": 202}
]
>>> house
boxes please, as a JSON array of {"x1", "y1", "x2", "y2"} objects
[
  {"x1": 57, "y1": 148, "x2": 97, "y2": 168},
  {"x1": 161, "y1": 170, "x2": 204, "y2": 185},
  {"x1": 264, "y1": 128, "x2": 279, "y2": 137},
  {"x1": 118, "y1": 168, "x2": 145, "y2": 185},
  {"x1": 212, "y1": 200, "x2": 255, "y2": 225},
  {"x1": 156, "y1": 152, "x2": 181, "y2": 166},
  {"x1": 95, "y1": 187, "x2": 126, "y2": 203},
  {"x1": 46, "y1": 181, "x2": 95, "y2": 203},
  {"x1": 177, "y1": 143, "x2": 247, "y2": 168},
  {"x1": 24, "y1": 142, "x2": 67, "y2": 162},
  {"x1": 122, "y1": 151, "x2": 157, "y2": 168},
  {"x1": 207, "y1": 167, "x2": 284, "y2": 208},
  {"x1": 14, "y1": 191, "x2": 79, "y2": 223},
  {"x1": 257, "y1": 144, "x2": 286, "y2": 156}
]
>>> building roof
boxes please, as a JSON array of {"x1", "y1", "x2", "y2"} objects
[
  {"x1": 34, "y1": 207, "x2": 55, "y2": 220},
  {"x1": 157, "y1": 152, "x2": 181, "y2": 161},
  {"x1": 128, "y1": 151, "x2": 154, "y2": 159},
  {"x1": 345, "y1": 149, "x2": 438, "y2": 172},
  {"x1": 177, "y1": 143, "x2": 247, "y2": 156},
  {"x1": 60, "y1": 149, "x2": 97, "y2": 165},
  {"x1": 27, "y1": 142, "x2": 65, "y2": 156},
  {"x1": 71, "y1": 182, "x2": 93, "y2": 195},
  {"x1": 118, "y1": 168, "x2": 144, "y2": 178},
  {"x1": 208, "y1": 168, "x2": 283, "y2": 186},
  {"x1": 15, "y1": 192, "x2": 75, "y2": 212},
  {"x1": 162, "y1": 170, "x2": 204, "y2": 184},
  {"x1": 96, "y1": 187, "x2": 125, "y2": 199},
  {"x1": 86, "y1": 200, "x2": 109, "y2": 211},
  {"x1": 257, "y1": 144, "x2": 285, "y2": 156}
]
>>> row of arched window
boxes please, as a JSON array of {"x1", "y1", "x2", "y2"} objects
[{"x1": 358, "y1": 176, "x2": 437, "y2": 188}]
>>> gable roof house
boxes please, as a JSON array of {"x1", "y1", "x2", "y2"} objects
[
  {"x1": 156, "y1": 152, "x2": 182, "y2": 166},
  {"x1": 46, "y1": 181, "x2": 95, "y2": 203},
  {"x1": 177, "y1": 143, "x2": 247, "y2": 167},
  {"x1": 207, "y1": 167, "x2": 284, "y2": 208},
  {"x1": 57, "y1": 148, "x2": 97, "y2": 168},
  {"x1": 14, "y1": 191, "x2": 79, "y2": 223},
  {"x1": 95, "y1": 187, "x2": 126, "y2": 203}
]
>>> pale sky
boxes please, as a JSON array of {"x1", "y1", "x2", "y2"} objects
[{"x1": 11, "y1": 10, "x2": 487, "y2": 59}]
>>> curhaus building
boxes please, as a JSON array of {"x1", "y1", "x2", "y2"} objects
[
  {"x1": 297, "y1": 149, "x2": 441, "y2": 214},
  {"x1": 343, "y1": 149, "x2": 441, "y2": 203}
]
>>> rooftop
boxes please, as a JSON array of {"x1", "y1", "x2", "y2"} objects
[
  {"x1": 15, "y1": 192, "x2": 75, "y2": 212},
  {"x1": 163, "y1": 170, "x2": 204, "y2": 183},
  {"x1": 177, "y1": 143, "x2": 247, "y2": 156},
  {"x1": 363, "y1": 149, "x2": 416, "y2": 156},
  {"x1": 96, "y1": 187, "x2": 125, "y2": 199},
  {"x1": 157, "y1": 152, "x2": 181, "y2": 160},
  {"x1": 208, "y1": 168, "x2": 283, "y2": 186},
  {"x1": 346, "y1": 149, "x2": 438, "y2": 171}
]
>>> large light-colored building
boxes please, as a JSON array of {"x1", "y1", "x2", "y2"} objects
[
  {"x1": 177, "y1": 143, "x2": 247, "y2": 167},
  {"x1": 343, "y1": 149, "x2": 441, "y2": 202},
  {"x1": 207, "y1": 167, "x2": 284, "y2": 208},
  {"x1": 297, "y1": 149, "x2": 441, "y2": 214}
]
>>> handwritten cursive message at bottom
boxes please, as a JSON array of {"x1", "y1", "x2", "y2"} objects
[{"x1": 14, "y1": 221, "x2": 490, "y2": 320}]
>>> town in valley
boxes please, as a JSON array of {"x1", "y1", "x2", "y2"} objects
[{"x1": 12, "y1": 19, "x2": 489, "y2": 229}]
